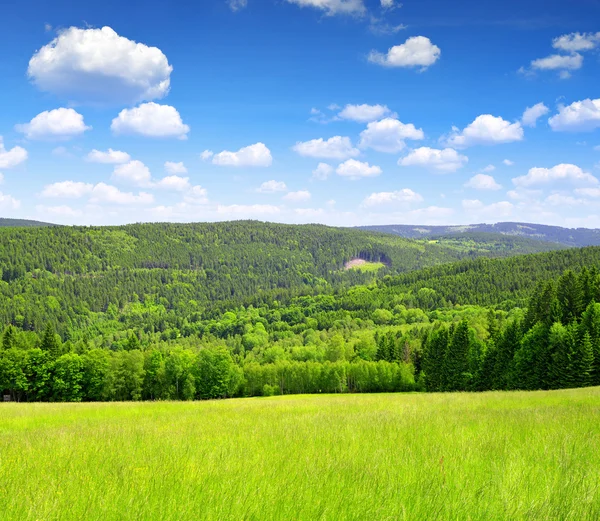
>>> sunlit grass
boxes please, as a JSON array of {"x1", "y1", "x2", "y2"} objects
[{"x1": 1, "y1": 389, "x2": 600, "y2": 520}]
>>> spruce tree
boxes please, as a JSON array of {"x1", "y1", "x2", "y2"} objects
[
  {"x1": 423, "y1": 327, "x2": 448, "y2": 392},
  {"x1": 548, "y1": 322, "x2": 576, "y2": 389},
  {"x1": 581, "y1": 303, "x2": 600, "y2": 386},
  {"x1": 40, "y1": 323, "x2": 61, "y2": 359},
  {"x1": 573, "y1": 332, "x2": 594, "y2": 388},
  {"x1": 444, "y1": 320, "x2": 470, "y2": 392},
  {"x1": 2, "y1": 325, "x2": 15, "y2": 350},
  {"x1": 557, "y1": 270, "x2": 583, "y2": 324}
]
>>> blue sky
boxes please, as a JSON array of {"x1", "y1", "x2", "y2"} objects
[{"x1": 1, "y1": 0, "x2": 600, "y2": 227}]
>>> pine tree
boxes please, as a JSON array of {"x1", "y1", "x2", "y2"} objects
[
  {"x1": 40, "y1": 323, "x2": 61, "y2": 359},
  {"x1": 423, "y1": 327, "x2": 448, "y2": 392},
  {"x1": 573, "y1": 332, "x2": 594, "y2": 388},
  {"x1": 557, "y1": 270, "x2": 583, "y2": 324},
  {"x1": 444, "y1": 320, "x2": 470, "y2": 392},
  {"x1": 2, "y1": 325, "x2": 15, "y2": 350}
]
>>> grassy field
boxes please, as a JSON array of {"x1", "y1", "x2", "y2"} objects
[{"x1": 1, "y1": 390, "x2": 599, "y2": 520}]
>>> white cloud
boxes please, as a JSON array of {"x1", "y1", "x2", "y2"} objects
[
  {"x1": 16, "y1": 108, "x2": 90, "y2": 140},
  {"x1": 512, "y1": 164, "x2": 599, "y2": 187},
  {"x1": 380, "y1": 0, "x2": 396, "y2": 8},
  {"x1": 362, "y1": 189, "x2": 423, "y2": 207},
  {"x1": 258, "y1": 180, "x2": 287, "y2": 193},
  {"x1": 446, "y1": 115, "x2": 524, "y2": 148},
  {"x1": 184, "y1": 185, "x2": 209, "y2": 204},
  {"x1": 294, "y1": 208, "x2": 326, "y2": 217},
  {"x1": 368, "y1": 36, "x2": 441, "y2": 70},
  {"x1": 0, "y1": 137, "x2": 28, "y2": 169},
  {"x1": 359, "y1": 118, "x2": 424, "y2": 153},
  {"x1": 41, "y1": 181, "x2": 94, "y2": 198},
  {"x1": 201, "y1": 150, "x2": 214, "y2": 161},
  {"x1": 312, "y1": 163, "x2": 333, "y2": 180},
  {"x1": 293, "y1": 136, "x2": 359, "y2": 159},
  {"x1": 481, "y1": 164, "x2": 495, "y2": 173},
  {"x1": 154, "y1": 175, "x2": 191, "y2": 191},
  {"x1": 462, "y1": 199, "x2": 514, "y2": 219},
  {"x1": 403, "y1": 206, "x2": 454, "y2": 223},
  {"x1": 464, "y1": 174, "x2": 502, "y2": 191},
  {"x1": 548, "y1": 98, "x2": 600, "y2": 132},
  {"x1": 112, "y1": 160, "x2": 153, "y2": 187},
  {"x1": 399, "y1": 147, "x2": 468, "y2": 173},
  {"x1": 531, "y1": 53, "x2": 583, "y2": 71},
  {"x1": 111, "y1": 103, "x2": 190, "y2": 139},
  {"x1": 164, "y1": 161, "x2": 187, "y2": 174},
  {"x1": 521, "y1": 102, "x2": 549, "y2": 127},
  {"x1": 0, "y1": 192, "x2": 21, "y2": 210},
  {"x1": 27, "y1": 26, "x2": 172, "y2": 104},
  {"x1": 552, "y1": 32, "x2": 600, "y2": 52},
  {"x1": 212, "y1": 142, "x2": 272, "y2": 167},
  {"x1": 216, "y1": 204, "x2": 281, "y2": 216},
  {"x1": 90, "y1": 183, "x2": 154, "y2": 205},
  {"x1": 544, "y1": 194, "x2": 587, "y2": 207},
  {"x1": 368, "y1": 17, "x2": 406, "y2": 36},
  {"x1": 503, "y1": 159, "x2": 514, "y2": 166},
  {"x1": 86, "y1": 148, "x2": 131, "y2": 164},
  {"x1": 228, "y1": 0, "x2": 248, "y2": 11},
  {"x1": 336, "y1": 159, "x2": 382, "y2": 179},
  {"x1": 284, "y1": 0, "x2": 366, "y2": 16},
  {"x1": 283, "y1": 190, "x2": 311, "y2": 202},
  {"x1": 338, "y1": 104, "x2": 393, "y2": 123},
  {"x1": 575, "y1": 187, "x2": 600, "y2": 198}
]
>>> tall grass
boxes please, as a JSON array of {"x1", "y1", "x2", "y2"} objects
[{"x1": 1, "y1": 389, "x2": 599, "y2": 520}]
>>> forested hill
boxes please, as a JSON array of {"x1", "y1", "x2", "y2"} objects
[
  {"x1": 0, "y1": 218, "x2": 54, "y2": 227},
  {"x1": 358, "y1": 222, "x2": 600, "y2": 248}
]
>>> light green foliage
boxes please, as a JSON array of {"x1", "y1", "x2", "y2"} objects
[{"x1": 1, "y1": 390, "x2": 599, "y2": 520}]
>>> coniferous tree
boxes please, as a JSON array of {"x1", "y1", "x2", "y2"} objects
[
  {"x1": 573, "y1": 332, "x2": 594, "y2": 388},
  {"x1": 548, "y1": 322, "x2": 577, "y2": 389},
  {"x1": 492, "y1": 319, "x2": 522, "y2": 390},
  {"x1": 580, "y1": 302, "x2": 600, "y2": 386},
  {"x1": 423, "y1": 327, "x2": 448, "y2": 392},
  {"x1": 2, "y1": 325, "x2": 15, "y2": 350},
  {"x1": 40, "y1": 323, "x2": 61, "y2": 360},
  {"x1": 557, "y1": 270, "x2": 583, "y2": 324},
  {"x1": 444, "y1": 320, "x2": 470, "y2": 392}
]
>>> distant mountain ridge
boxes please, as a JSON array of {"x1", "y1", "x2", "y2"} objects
[
  {"x1": 0, "y1": 218, "x2": 55, "y2": 227},
  {"x1": 357, "y1": 222, "x2": 600, "y2": 248}
]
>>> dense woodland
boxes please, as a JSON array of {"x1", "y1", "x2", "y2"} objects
[{"x1": 1, "y1": 221, "x2": 599, "y2": 401}]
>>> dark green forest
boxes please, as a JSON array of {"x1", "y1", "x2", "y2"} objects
[{"x1": 1, "y1": 221, "x2": 599, "y2": 401}]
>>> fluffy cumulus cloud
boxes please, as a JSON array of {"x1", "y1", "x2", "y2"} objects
[
  {"x1": 27, "y1": 26, "x2": 172, "y2": 104},
  {"x1": 257, "y1": 180, "x2": 287, "y2": 193},
  {"x1": 293, "y1": 136, "x2": 359, "y2": 160},
  {"x1": 368, "y1": 36, "x2": 441, "y2": 70},
  {"x1": 336, "y1": 159, "x2": 382, "y2": 179},
  {"x1": 0, "y1": 192, "x2": 21, "y2": 210},
  {"x1": 284, "y1": 0, "x2": 366, "y2": 16},
  {"x1": 164, "y1": 161, "x2": 187, "y2": 174},
  {"x1": 16, "y1": 108, "x2": 90, "y2": 140},
  {"x1": 112, "y1": 160, "x2": 153, "y2": 187},
  {"x1": 338, "y1": 104, "x2": 393, "y2": 123},
  {"x1": 362, "y1": 188, "x2": 423, "y2": 207},
  {"x1": 575, "y1": 188, "x2": 600, "y2": 198},
  {"x1": 503, "y1": 159, "x2": 514, "y2": 166},
  {"x1": 89, "y1": 183, "x2": 154, "y2": 205},
  {"x1": 462, "y1": 199, "x2": 514, "y2": 219},
  {"x1": 464, "y1": 174, "x2": 502, "y2": 190},
  {"x1": 445, "y1": 115, "x2": 524, "y2": 148},
  {"x1": 41, "y1": 181, "x2": 94, "y2": 198},
  {"x1": 283, "y1": 190, "x2": 312, "y2": 202},
  {"x1": 312, "y1": 163, "x2": 333, "y2": 180},
  {"x1": 512, "y1": 164, "x2": 599, "y2": 188},
  {"x1": 154, "y1": 175, "x2": 191, "y2": 191},
  {"x1": 521, "y1": 102, "x2": 549, "y2": 127},
  {"x1": 552, "y1": 32, "x2": 600, "y2": 52},
  {"x1": 399, "y1": 147, "x2": 468, "y2": 173},
  {"x1": 86, "y1": 148, "x2": 130, "y2": 164},
  {"x1": 212, "y1": 143, "x2": 272, "y2": 167},
  {"x1": 548, "y1": 98, "x2": 600, "y2": 132},
  {"x1": 0, "y1": 137, "x2": 27, "y2": 169},
  {"x1": 200, "y1": 150, "x2": 214, "y2": 162},
  {"x1": 111, "y1": 103, "x2": 190, "y2": 139},
  {"x1": 531, "y1": 53, "x2": 583, "y2": 72},
  {"x1": 184, "y1": 186, "x2": 209, "y2": 205},
  {"x1": 359, "y1": 118, "x2": 424, "y2": 153}
]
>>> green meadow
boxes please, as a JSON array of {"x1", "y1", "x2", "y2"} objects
[{"x1": 2, "y1": 389, "x2": 600, "y2": 521}]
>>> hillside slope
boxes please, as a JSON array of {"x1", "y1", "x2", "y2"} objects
[{"x1": 358, "y1": 222, "x2": 600, "y2": 248}]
